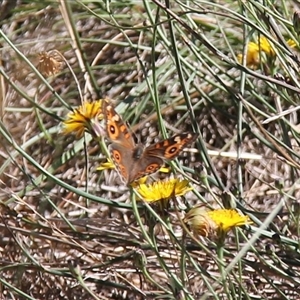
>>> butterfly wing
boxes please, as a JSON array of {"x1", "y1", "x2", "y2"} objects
[
  {"x1": 108, "y1": 143, "x2": 133, "y2": 184},
  {"x1": 129, "y1": 151, "x2": 164, "y2": 184},
  {"x1": 102, "y1": 100, "x2": 135, "y2": 148},
  {"x1": 102, "y1": 101, "x2": 138, "y2": 183},
  {"x1": 109, "y1": 142, "x2": 164, "y2": 184},
  {"x1": 125, "y1": 133, "x2": 198, "y2": 184},
  {"x1": 144, "y1": 133, "x2": 198, "y2": 160}
]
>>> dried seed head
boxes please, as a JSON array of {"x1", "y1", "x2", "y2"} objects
[{"x1": 37, "y1": 50, "x2": 65, "y2": 77}]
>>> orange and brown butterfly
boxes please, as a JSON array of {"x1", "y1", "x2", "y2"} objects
[{"x1": 102, "y1": 100, "x2": 198, "y2": 185}]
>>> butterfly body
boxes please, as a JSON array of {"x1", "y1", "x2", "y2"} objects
[{"x1": 103, "y1": 100, "x2": 198, "y2": 185}]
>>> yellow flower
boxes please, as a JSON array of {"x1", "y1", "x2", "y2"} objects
[
  {"x1": 130, "y1": 167, "x2": 171, "y2": 188},
  {"x1": 130, "y1": 176, "x2": 148, "y2": 188},
  {"x1": 287, "y1": 38, "x2": 297, "y2": 48},
  {"x1": 97, "y1": 159, "x2": 115, "y2": 171},
  {"x1": 238, "y1": 36, "x2": 297, "y2": 68},
  {"x1": 258, "y1": 36, "x2": 275, "y2": 56},
  {"x1": 183, "y1": 206, "x2": 252, "y2": 238},
  {"x1": 237, "y1": 41, "x2": 260, "y2": 67},
  {"x1": 208, "y1": 209, "x2": 252, "y2": 232},
  {"x1": 135, "y1": 179, "x2": 193, "y2": 203},
  {"x1": 258, "y1": 37, "x2": 296, "y2": 54},
  {"x1": 63, "y1": 100, "x2": 103, "y2": 138},
  {"x1": 158, "y1": 166, "x2": 173, "y2": 173}
]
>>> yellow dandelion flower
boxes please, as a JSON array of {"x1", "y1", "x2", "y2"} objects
[
  {"x1": 207, "y1": 209, "x2": 252, "y2": 232},
  {"x1": 63, "y1": 100, "x2": 103, "y2": 138},
  {"x1": 37, "y1": 50, "x2": 64, "y2": 77},
  {"x1": 183, "y1": 206, "x2": 252, "y2": 238},
  {"x1": 135, "y1": 179, "x2": 193, "y2": 203},
  {"x1": 130, "y1": 167, "x2": 171, "y2": 188},
  {"x1": 258, "y1": 37, "x2": 275, "y2": 56},
  {"x1": 287, "y1": 39, "x2": 297, "y2": 48},
  {"x1": 237, "y1": 42, "x2": 260, "y2": 67},
  {"x1": 238, "y1": 36, "x2": 297, "y2": 68},
  {"x1": 130, "y1": 176, "x2": 148, "y2": 188},
  {"x1": 259, "y1": 37, "x2": 297, "y2": 54},
  {"x1": 159, "y1": 166, "x2": 171, "y2": 173},
  {"x1": 97, "y1": 159, "x2": 115, "y2": 171},
  {"x1": 237, "y1": 37, "x2": 278, "y2": 67}
]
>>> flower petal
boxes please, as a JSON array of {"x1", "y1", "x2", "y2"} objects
[
  {"x1": 62, "y1": 100, "x2": 103, "y2": 138},
  {"x1": 136, "y1": 179, "x2": 193, "y2": 203}
]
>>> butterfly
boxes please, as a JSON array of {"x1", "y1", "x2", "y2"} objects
[{"x1": 102, "y1": 100, "x2": 198, "y2": 185}]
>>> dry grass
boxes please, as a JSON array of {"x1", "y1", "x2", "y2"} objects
[{"x1": 1, "y1": 1, "x2": 300, "y2": 299}]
